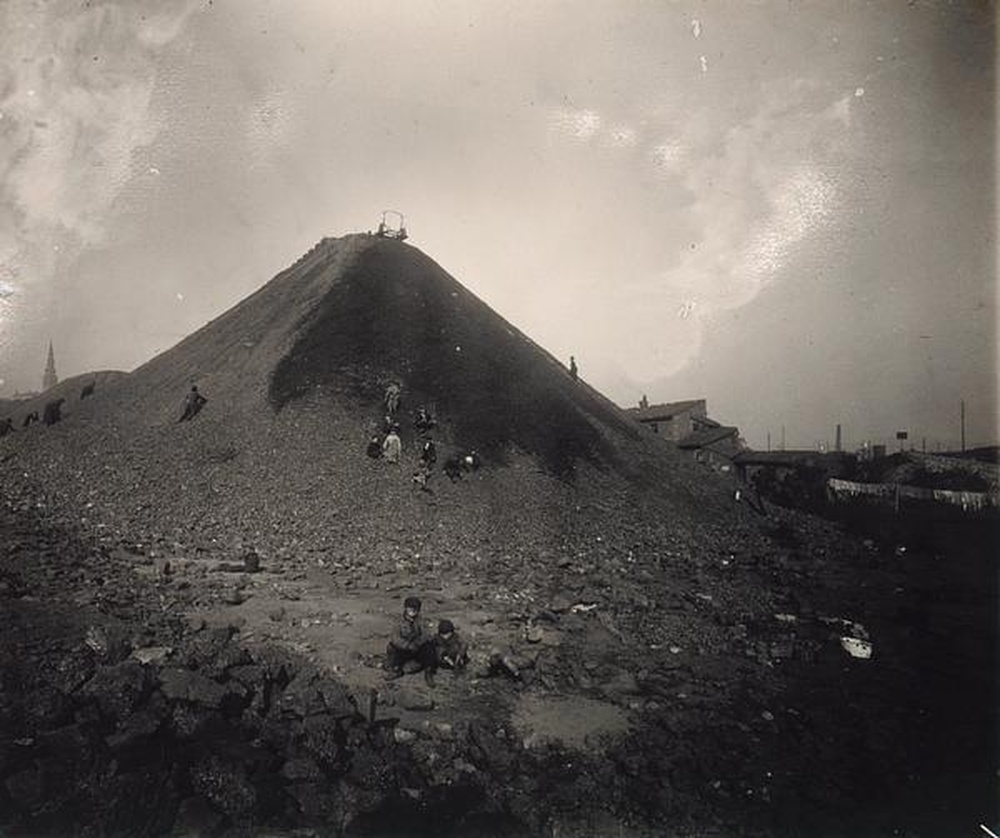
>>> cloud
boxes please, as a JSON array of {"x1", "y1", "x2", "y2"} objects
[
  {"x1": 548, "y1": 107, "x2": 602, "y2": 141},
  {"x1": 614, "y1": 81, "x2": 850, "y2": 382},
  {"x1": 0, "y1": 0, "x2": 201, "y2": 305}
]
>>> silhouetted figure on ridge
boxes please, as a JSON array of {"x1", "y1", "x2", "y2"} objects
[
  {"x1": 639, "y1": 394, "x2": 649, "y2": 409},
  {"x1": 569, "y1": 356, "x2": 578, "y2": 381},
  {"x1": 80, "y1": 382, "x2": 96, "y2": 400},
  {"x1": 43, "y1": 398, "x2": 65, "y2": 426},
  {"x1": 178, "y1": 385, "x2": 207, "y2": 422},
  {"x1": 22, "y1": 411, "x2": 38, "y2": 428},
  {"x1": 0, "y1": 417, "x2": 13, "y2": 437}
]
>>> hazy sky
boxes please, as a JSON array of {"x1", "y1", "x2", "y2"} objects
[{"x1": 0, "y1": 0, "x2": 995, "y2": 450}]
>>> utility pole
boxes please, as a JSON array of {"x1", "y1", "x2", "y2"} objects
[
  {"x1": 835, "y1": 424, "x2": 842, "y2": 452},
  {"x1": 781, "y1": 425, "x2": 785, "y2": 451},
  {"x1": 961, "y1": 399, "x2": 966, "y2": 452},
  {"x1": 767, "y1": 431, "x2": 771, "y2": 452}
]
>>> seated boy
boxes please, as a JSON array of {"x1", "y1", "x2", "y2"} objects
[
  {"x1": 425, "y1": 619, "x2": 469, "y2": 686},
  {"x1": 384, "y1": 596, "x2": 434, "y2": 680}
]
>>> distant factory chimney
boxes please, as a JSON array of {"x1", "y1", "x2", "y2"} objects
[
  {"x1": 42, "y1": 341, "x2": 58, "y2": 392},
  {"x1": 835, "y1": 424, "x2": 842, "y2": 452}
]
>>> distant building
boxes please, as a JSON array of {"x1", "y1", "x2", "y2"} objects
[
  {"x1": 678, "y1": 425, "x2": 744, "y2": 471},
  {"x1": 627, "y1": 398, "x2": 745, "y2": 471},
  {"x1": 42, "y1": 341, "x2": 58, "y2": 392},
  {"x1": 626, "y1": 398, "x2": 708, "y2": 441}
]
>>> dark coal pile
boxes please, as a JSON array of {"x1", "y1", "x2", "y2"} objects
[{"x1": 1, "y1": 234, "x2": 996, "y2": 837}]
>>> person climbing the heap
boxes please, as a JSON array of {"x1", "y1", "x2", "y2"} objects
[
  {"x1": 382, "y1": 426, "x2": 402, "y2": 463},
  {"x1": 0, "y1": 417, "x2": 13, "y2": 437},
  {"x1": 414, "y1": 406, "x2": 436, "y2": 431},
  {"x1": 43, "y1": 397, "x2": 65, "y2": 426},
  {"x1": 366, "y1": 434, "x2": 383, "y2": 459},
  {"x1": 179, "y1": 385, "x2": 207, "y2": 422},
  {"x1": 384, "y1": 382, "x2": 401, "y2": 415},
  {"x1": 569, "y1": 355, "x2": 578, "y2": 381},
  {"x1": 420, "y1": 440, "x2": 437, "y2": 469},
  {"x1": 384, "y1": 596, "x2": 434, "y2": 682}
]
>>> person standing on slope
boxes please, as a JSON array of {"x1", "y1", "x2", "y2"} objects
[
  {"x1": 382, "y1": 427, "x2": 402, "y2": 463},
  {"x1": 384, "y1": 382, "x2": 401, "y2": 415},
  {"x1": 569, "y1": 356, "x2": 578, "y2": 381},
  {"x1": 179, "y1": 385, "x2": 207, "y2": 422}
]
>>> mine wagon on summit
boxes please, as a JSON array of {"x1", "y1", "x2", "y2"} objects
[{"x1": 375, "y1": 210, "x2": 408, "y2": 241}]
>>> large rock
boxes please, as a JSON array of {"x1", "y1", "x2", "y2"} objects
[
  {"x1": 84, "y1": 661, "x2": 152, "y2": 720},
  {"x1": 158, "y1": 668, "x2": 228, "y2": 709},
  {"x1": 277, "y1": 669, "x2": 327, "y2": 719},
  {"x1": 317, "y1": 678, "x2": 358, "y2": 719},
  {"x1": 189, "y1": 755, "x2": 257, "y2": 819},
  {"x1": 301, "y1": 714, "x2": 344, "y2": 769}
]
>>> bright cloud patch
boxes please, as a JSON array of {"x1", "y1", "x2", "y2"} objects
[
  {"x1": 548, "y1": 107, "x2": 602, "y2": 140},
  {"x1": 0, "y1": 0, "x2": 201, "y2": 292},
  {"x1": 619, "y1": 82, "x2": 849, "y2": 381}
]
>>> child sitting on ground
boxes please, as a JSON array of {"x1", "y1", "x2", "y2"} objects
[
  {"x1": 424, "y1": 619, "x2": 469, "y2": 687},
  {"x1": 384, "y1": 596, "x2": 434, "y2": 680}
]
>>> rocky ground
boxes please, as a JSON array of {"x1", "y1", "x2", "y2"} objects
[{"x1": 1, "y1": 468, "x2": 995, "y2": 837}]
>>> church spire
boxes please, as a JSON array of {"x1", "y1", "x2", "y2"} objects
[{"x1": 42, "y1": 340, "x2": 58, "y2": 391}]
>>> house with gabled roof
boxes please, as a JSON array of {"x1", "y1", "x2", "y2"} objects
[
  {"x1": 626, "y1": 397, "x2": 745, "y2": 471},
  {"x1": 626, "y1": 398, "x2": 708, "y2": 441}
]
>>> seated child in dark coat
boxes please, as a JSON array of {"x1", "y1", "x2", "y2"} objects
[
  {"x1": 432, "y1": 619, "x2": 468, "y2": 671},
  {"x1": 384, "y1": 596, "x2": 434, "y2": 679}
]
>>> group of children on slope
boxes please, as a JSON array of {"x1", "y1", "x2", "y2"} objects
[{"x1": 385, "y1": 596, "x2": 468, "y2": 687}]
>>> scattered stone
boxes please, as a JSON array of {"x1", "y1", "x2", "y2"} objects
[
  {"x1": 281, "y1": 756, "x2": 323, "y2": 782},
  {"x1": 83, "y1": 660, "x2": 152, "y2": 719},
  {"x1": 131, "y1": 646, "x2": 172, "y2": 666},
  {"x1": 159, "y1": 668, "x2": 229, "y2": 709},
  {"x1": 601, "y1": 670, "x2": 641, "y2": 697},
  {"x1": 189, "y1": 755, "x2": 257, "y2": 819},
  {"x1": 224, "y1": 589, "x2": 246, "y2": 606},
  {"x1": 524, "y1": 625, "x2": 544, "y2": 644},
  {"x1": 83, "y1": 622, "x2": 132, "y2": 662},
  {"x1": 394, "y1": 727, "x2": 417, "y2": 744},
  {"x1": 397, "y1": 689, "x2": 435, "y2": 712},
  {"x1": 279, "y1": 669, "x2": 327, "y2": 718}
]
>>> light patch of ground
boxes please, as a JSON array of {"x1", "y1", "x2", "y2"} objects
[
  {"x1": 512, "y1": 692, "x2": 631, "y2": 751},
  {"x1": 181, "y1": 560, "x2": 536, "y2": 728}
]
